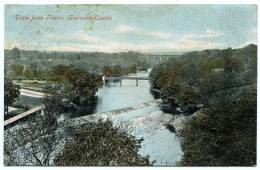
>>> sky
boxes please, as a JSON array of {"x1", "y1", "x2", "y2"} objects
[{"x1": 4, "y1": 5, "x2": 257, "y2": 53}]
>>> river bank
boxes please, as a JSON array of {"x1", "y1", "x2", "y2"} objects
[
  {"x1": 5, "y1": 70, "x2": 184, "y2": 166},
  {"x1": 90, "y1": 71, "x2": 183, "y2": 166}
]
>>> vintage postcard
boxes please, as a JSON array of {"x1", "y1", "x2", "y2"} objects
[{"x1": 2, "y1": 1, "x2": 257, "y2": 167}]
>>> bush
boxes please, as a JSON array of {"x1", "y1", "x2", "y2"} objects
[
  {"x1": 54, "y1": 119, "x2": 152, "y2": 166},
  {"x1": 160, "y1": 81, "x2": 180, "y2": 103},
  {"x1": 180, "y1": 88, "x2": 256, "y2": 166}
]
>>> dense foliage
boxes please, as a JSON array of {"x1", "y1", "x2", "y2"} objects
[
  {"x1": 5, "y1": 48, "x2": 151, "y2": 79},
  {"x1": 50, "y1": 65, "x2": 103, "y2": 96},
  {"x1": 4, "y1": 78, "x2": 21, "y2": 115},
  {"x1": 102, "y1": 64, "x2": 137, "y2": 77},
  {"x1": 181, "y1": 89, "x2": 256, "y2": 166},
  {"x1": 150, "y1": 44, "x2": 256, "y2": 112},
  {"x1": 149, "y1": 44, "x2": 257, "y2": 166},
  {"x1": 54, "y1": 119, "x2": 152, "y2": 166},
  {"x1": 42, "y1": 65, "x2": 103, "y2": 116},
  {"x1": 4, "y1": 104, "x2": 58, "y2": 165}
]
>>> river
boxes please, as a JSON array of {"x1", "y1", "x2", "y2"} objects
[
  {"x1": 9, "y1": 70, "x2": 183, "y2": 166},
  {"x1": 93, "y1": 70, "x2": 183, "y2": 166}
]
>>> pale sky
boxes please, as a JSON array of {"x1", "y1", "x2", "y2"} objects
[{"x1": 5, "y1": 5, "x2": 257, "y2": 52}]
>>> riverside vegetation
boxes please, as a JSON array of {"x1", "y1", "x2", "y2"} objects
[
  {"x1": 4, "y1": 49, "x2": 152, "y2": 166},
  {"x1": 149, "y1": 44, "x2": 256, "y2": 166},
  {"x1": 4, "y1": 68, "x2": 152, "y2": 166},
  {"x1": 4, "y1": 44, "x2": 256, "y2": 166}
]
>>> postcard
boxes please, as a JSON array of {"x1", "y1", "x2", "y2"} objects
[{"x1": 2, "y1": 1, "x2": 257, "y2": 167}]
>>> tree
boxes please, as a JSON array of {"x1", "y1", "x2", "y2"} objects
[
  {"x1": 112, "y1": 65, "x2": 124, "y2": 77},
  {"x1": 126, "y1": 64, "x2": 137, "y2": 74},
  {"x1": 49, "y1": 65, "x2": 103, "y2": 109},
  {"x1": 160, "y1": 81, "x2": 180, "y2": 106},
  {"x1": 10, "y1": 64, "x2": 24, "y2": 78},
  {"x1": 10, "y1": 47, "x2": 21, "y2": 59},
  {"x1": 199, "y1": 71, "x2": 225, "y2": 104},
  {"x1": 156, "y1": 69, "x2": 176, "y2": 89},
  {"x1": 54, "y1": 119, "x2": 152, "y2": 166},
  {"x1": 149, "y1": 65, "x2": 165, "y2": 89},
  {"x1": 4, "y1": 78, "x2": 20, "y2": 115},
  {"x1": 103, "y1": 66, "x2": 113, "y2": 77},
  {"x1": 4, "y1": 104, "x2": 59, "y2": 166},
  {"x1": 180, "y1": 88, "x2": 256, "y2": 166},
  {"x1": 176, "y1": 86, "x2": 201, "y2": 115},
  {"x1": 149, "y1": 44, "x2": 257, "y2": 166},
  {"x1": 224, "y1": 56, "x2": 243, "y2": 73}
]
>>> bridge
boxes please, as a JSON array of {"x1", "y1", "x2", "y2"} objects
[
  {"x1": 4, "y1": 105, "x2": 44, "y2": 127},
  {"x1": 5, "y1": 99, "x2": 162, "y2": 128},
  {"x1": 5, "y1": 78, "x2": 153, "y2": 127},
  {"x1": 144, "y1": 54, "x2": 180, "y2": 64},
  {"x1": 104, "y1": 76, "x2": 149, "y2": 86},
  {"x1": 4, "y1": 88, "x2": 50, "y2": 127}
]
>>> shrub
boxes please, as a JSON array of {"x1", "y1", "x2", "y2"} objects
[{"x1": 54, "y1": 119, "x2": 152, "y2": 166}]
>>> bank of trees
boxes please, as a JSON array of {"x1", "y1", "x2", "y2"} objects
[
  {"x1": 180, "y1": 88, "x2": 256, "y2": 166},
  {"x1": 102, "y1": 64, "x2": 137, "y2": 77},
  {"x1": 8, "y1": 63, "x2": 51, "y2": 80},
  {"x1": 5, "y1": 63, "x2": 103, "y2": 116},
  {"x1": 43, "y1": 65, "x2": 103, "y2": 116},
  {"x1": 150, "y1": 44, "x2": 257, "y2": 166},
  {"x1": 150, "y1": 44, "x2": 256, "y2": 111},
  {"x1": 5, "y1": 48, "x2": 149, "y2": 77}
]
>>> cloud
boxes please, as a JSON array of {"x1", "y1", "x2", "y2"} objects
[
  {"x1": 43, "y1": 37, "x2": 224, "y2": 53},
  {"x1": 5, "y1": 39, "x2": 41, "y2": 50},
  {"x1": 5, "y1": 28, "x2": 225, "y2": 53},
  {"x1": 168, "y1": 38, "x2": 224, "y2": 52},
  {"x1": 114, "y1": 25, "x2": 223, "y2": 41},
  {"x1": 114, "y1": 24, "x2": 171, "y2": 40},
  {"x1": 114, "y1": 25, "x2": 138, "y2": 34},
  {"x1": 47, "y1": 31, "x2": 100, "y2": 44},
  {"x1": 204, "y1": 29, "x2": 224, "y2": 38},
  {"x1": 5, "y1": 35, "x2": 224, "y2": 53},
  {"x1": 184, "y1": 29, "x2": 224, "y2": 40},
  {"x1": 147, "y1": 31, "x2": 171, "y2": 39}
]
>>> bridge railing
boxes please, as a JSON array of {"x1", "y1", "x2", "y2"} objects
[
  {"x1": 104, "y1": 76, "x2": 149, "y2": 80},
  {"x1": 104, "y1": 76, "x2": 149, "y2": 86}
]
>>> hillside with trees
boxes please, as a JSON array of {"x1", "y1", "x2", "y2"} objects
[
  {"x1": 149, "y1": 44, "x2": 257, "y2": 166},
  {"x1": 4, "y1": 48, "x2": 152, "y2": 79}
]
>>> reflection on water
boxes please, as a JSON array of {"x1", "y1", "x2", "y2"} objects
[{"x1": 94, "y1": 71, "x2": 183, "y2": 166}]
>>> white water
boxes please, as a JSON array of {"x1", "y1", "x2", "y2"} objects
[{"x1": 94, "y1": 71, "x2": 183, "y2": 166}]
